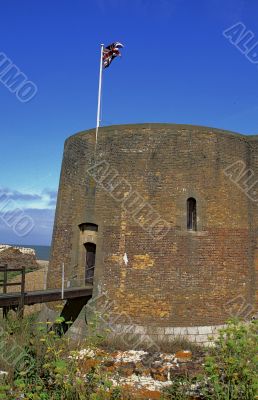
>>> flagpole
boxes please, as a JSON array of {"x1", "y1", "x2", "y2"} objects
[{"x1": 96, "y1": 43, "x2": 104, "y2": 150}]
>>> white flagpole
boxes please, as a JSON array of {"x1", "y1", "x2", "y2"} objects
[{"x1": 96, "y1": 44, "x2": 104, "y2": 149}]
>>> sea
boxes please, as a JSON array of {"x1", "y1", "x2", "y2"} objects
[{"x1": 10, "y1": 244, "x2": 51, "y2": 261}]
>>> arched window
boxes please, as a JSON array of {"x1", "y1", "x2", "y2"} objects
[
  {"x1": 79, "y1": 223, "x2": 98, "y2": 232},
  {"x1": 78, "y1": 223, "x2": 98, "y2": 286},
  {"x1": 187, "y1": 197, "x2": 197, "y2": 231}
]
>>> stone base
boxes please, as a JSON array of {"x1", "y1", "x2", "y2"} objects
[
  {"x1": 108, "y1": 323, "x2": 226, "y2": 346},
  {"x1": 38, "y1": 305, "x2": 226, "y2": 346}
]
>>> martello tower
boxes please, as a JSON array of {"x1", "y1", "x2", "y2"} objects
[{"x1": 48, "y1": 124, "x2": 258, "y2": 343}]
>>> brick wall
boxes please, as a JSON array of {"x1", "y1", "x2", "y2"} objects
[{"x1": 48, "y1": 124, "x2": 258, "y2": 329}]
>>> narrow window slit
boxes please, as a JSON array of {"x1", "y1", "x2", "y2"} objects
[{"x1": 187, "y1": 197, "x2": 197, "y2": 231}]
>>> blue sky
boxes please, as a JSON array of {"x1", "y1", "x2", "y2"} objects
[{"x1": 0, "y1": 0, "x2": 258, "y2": 245}]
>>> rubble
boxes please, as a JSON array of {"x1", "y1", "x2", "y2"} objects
[
  {"x1": 0, "y1": 246, "x2": 38, "y2": 270},
  {"x1": 73, "y1": 347, "x2": 204, "y2": 398}
]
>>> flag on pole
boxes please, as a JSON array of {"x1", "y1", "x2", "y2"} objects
[
  {"x1": 103, "y1": 42, "x2": 124, "y2": 68},
  {"x1": 95, "y1": 41, "x2": 124, "y2": 150}
]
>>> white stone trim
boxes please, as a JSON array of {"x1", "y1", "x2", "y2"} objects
[{"x1": 110, "y1": 323, "x2": 226, "y2": 345}]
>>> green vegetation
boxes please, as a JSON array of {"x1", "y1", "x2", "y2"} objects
[
  {"x1": 164, "y1": 318, "x2": 258, "y2": 400},
  {"x1": 6, "y1": 267, "x2": 35, "y2": 280},
  {"x1": 203, "y1": 318, "x2": 257, "y2": 399},
  {"x1": 0, "y1": 316, "x2": 256, "y2": 399}
]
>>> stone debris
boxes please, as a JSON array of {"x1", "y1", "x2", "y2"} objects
[
  {"x1": 175, "y1": 350, "x2": 192, "y2": 362},
  {"x1": 110, "y1": 373, "x2": 172, "y2": 391},
  {"x1": 0, "y1": 246, "x2": 38, "y2": 271},
  {"x1": 71, "y1": 348, "x2": 96, "y2": 359},
  {"x1": 73, "y1": 347, "x2": 203, "y2": 397},
  {"x1": 0, "y1": 244, "x2": 35, "y2": 255},
  {"x1": 115, "y1": 350, "x2": 148, "y2": 363}
]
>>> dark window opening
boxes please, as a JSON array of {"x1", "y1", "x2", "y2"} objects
[
  {"x1": 84, "y1": 242, "x2": 96, "y2": 284},
  {"x1": 187, "y1": 197, "x2": 197, "y2": 231},
  {"x1": 79, "y1": 223, "x2": 98, "y2": 232}
]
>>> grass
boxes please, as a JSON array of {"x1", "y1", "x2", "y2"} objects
[
  {"x1": 0, "y1": 315, "x2": 256, "y2": 399},
  {"x1": 101, "y1": 333, "x2": 203, "y2": 356}
]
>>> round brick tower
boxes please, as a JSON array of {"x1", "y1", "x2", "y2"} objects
[{"x1": 48, "y1": 124, "x2": 258, "y2": 343}]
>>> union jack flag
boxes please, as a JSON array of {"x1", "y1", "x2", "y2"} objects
[{"x1": 103, "y1": 42, "x2": 124, "y2": 68}]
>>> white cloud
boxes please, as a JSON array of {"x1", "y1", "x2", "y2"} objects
[{"x1": 0, "y1": 187, "x2": 57, "y2": 211}]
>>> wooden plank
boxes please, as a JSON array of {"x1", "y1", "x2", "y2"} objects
[
  {"x1": 0, "y1": 286, "x2": 93, "y2": 308},
  {"x1": 0, "y1": 267, "x2": 24, "y2": 272},
  {"x1": 25, "y1": 287, "x2": 93, "y2": 305},
  {"x1": 0, "y1": 282, "x2": 22, "y2": 287}
]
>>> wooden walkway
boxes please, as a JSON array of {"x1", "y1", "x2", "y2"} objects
[
  {"x1": 0, "y1": 265, "x2": 93, "y2": 320},
  {"x1": 0, "y1": 286, "x2": 93, "y2": 308}
]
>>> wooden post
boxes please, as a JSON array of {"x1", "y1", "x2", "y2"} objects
[
  {"x1": 3, "y1": 264, "x2": 7, "y2": 294},
  {"x1": 3, "y1": 264, "x2": 8, "y2": 318},
  {"x1": 18, "y1": 266, "x2": 25, "y2": 318}
]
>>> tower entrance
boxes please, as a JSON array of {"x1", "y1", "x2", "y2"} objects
[{"x1": 84, "y1": 242, "x2": 96, "y2": 284}]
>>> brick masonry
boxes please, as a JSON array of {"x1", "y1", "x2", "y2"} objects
[{"x1": 48, "y1": 124, "x2": 258, "y2": 342}]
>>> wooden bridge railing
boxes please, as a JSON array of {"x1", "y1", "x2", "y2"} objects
[{"x1": 0, "y1": 264, "x2": 25, "y2": 318}]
